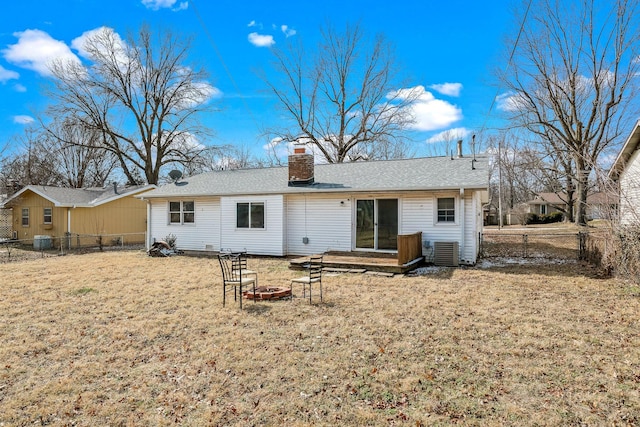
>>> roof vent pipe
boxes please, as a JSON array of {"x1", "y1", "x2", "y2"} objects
[
  {"x1": 457, "y1": 140, "x2": 463, "y2": 158},
  {"x1": 113, "y1": 182, "x2": 118, "y2": 195}
]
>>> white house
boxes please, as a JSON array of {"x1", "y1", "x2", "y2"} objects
[
  {"x1": 139, "y1": 148, "x2": 489, "y2": 265},
  {"x1": 610, "y1": 120, "x2": 640, "y2": 225}
]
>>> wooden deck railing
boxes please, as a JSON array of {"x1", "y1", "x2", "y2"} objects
[{"x1": 397, "y1": 231, "x2": 423, "y2": 265}]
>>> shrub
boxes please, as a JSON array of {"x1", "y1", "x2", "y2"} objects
[
  {"x1": 164, "y1": 233, "x2": 177, "y2": 249},
  {"x1": 525, "y1": 213, "x2": 540, "y2": 225},
  {"x1": 614, "y1": 226, "x2": 640, "y2": 283},
  {"x1": 526, "y1": 211, "x2": 564, "y2": 224},
  {"x1": 594, "y1": 224, "x2": 640, "y2": 283},
  {"x1": 544, "y1": 212, "x2": 564, "y2": 223}
]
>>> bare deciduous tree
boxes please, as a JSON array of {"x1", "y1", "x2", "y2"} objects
[
  {"x1": 44, "y1": 118, "x2": 117, "y2": 188},
  {"x1": 498, "y1": 0, "x2": 640, "y2": 225},
  {"x1": 264, "y1": 23, "x2": 417, "y2": 163},
  {"x1": 48, "y1": 26, "x2": 217, "y2": 185},
  {"x1": 0, "y1": 128, "x2": 61, "y2": 188}
]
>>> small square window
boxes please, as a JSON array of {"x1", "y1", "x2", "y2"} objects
[
  {"x1": 237, "y1": 202, "x2": 265, "y2": 229},
  {"x1": 169, "y1": 201, "x2": 195, "y2": 224},
  {"x1": 437, "y1": 197, "x2": 455, "y2": 222}
]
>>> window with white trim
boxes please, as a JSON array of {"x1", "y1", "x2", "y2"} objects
[
  {"x1": 237, "y1": 202, "x2": 265, "y2": 229},
  {"x1": 43, "y1": 207, "x2": 52, "y2": 224},
  {"x1": 437, "y1": 197, "x2": 455, "y2": 223},
  {"x1": 169, "y1": 201, "x2": 195, "y2": 224},
  {"x1": 21, "y1": 208, "x2": 29, "y2": 227}
]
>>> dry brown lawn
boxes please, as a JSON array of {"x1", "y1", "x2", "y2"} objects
[{"x1": 0, "y1": 250, "x2": 639, "y2": 426}]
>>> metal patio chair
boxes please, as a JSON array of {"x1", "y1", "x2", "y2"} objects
[
  {"x1": 291, "y1": 255, "x2": 323, "y2": 303},
  {"x1": 218, "y1": 252, "x2": 256, "y2": 309}
]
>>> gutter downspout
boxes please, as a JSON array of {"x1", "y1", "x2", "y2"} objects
[
  {"x1": 460, "y1": 188, "x2": 465, "y2": 264},
  {"x1": 66, "y1": 206, "x2": 75, "y2": 250},
  {"x1": 140, "y1": 198, "x2": 151, "y2": 250}
]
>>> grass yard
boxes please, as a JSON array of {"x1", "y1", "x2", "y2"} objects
[{"x1": 0, "y1": 250, "x2": 639, "y2": 426}]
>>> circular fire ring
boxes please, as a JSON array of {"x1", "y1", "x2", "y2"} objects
[{"x1": 243, "y1": 286, "x2": 292, "y2": 300}]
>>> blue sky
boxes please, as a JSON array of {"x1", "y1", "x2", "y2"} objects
[{"x1": 0, "y1": 0, "x2": 514, "y2": 159}]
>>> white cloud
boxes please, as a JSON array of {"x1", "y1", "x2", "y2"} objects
[
  {"x1": 281, "y1": 25, "x2": 296, "y2": 38},
  {"x1": 248, "y1": 20, "x2": 257, "y2": 27},
  {"x1": 13, "y1": 115, "x2": 34, "y2": 124},
  {"x1": 173, "y1": 1, "x2": 188, "y2": 11},
  {"x1": 170, "y1": 131, "x2": 204, "y2": 151},
  {"x1": 172, "y1": 81, "x2": 223, "y2": 110},
  {"x1": 0, "y1": 65, "x2": 19, "y2": 82},
  {"x1": 429, "y1": 82, "x2": 463, "y2": 97},
  {"x1": 248, "y1": 32, "x2": 275, "y2": 47},
  {"x1": 2, "y1": 29, "x2": 81, "y2": 76},
  {"x1": 192, "y1": 82, "x2": 223, "y2": 103},
  {"x1": 14, "y1": 83, "x2": 26, "y2": 92},
  {"x1": 141, "y1": 0, "x2": 186, "y2": 10},
  {"x1": 390, "y1": 85, "x2": 462, "y2": 131},
  {"x1": 426, "y1": 127, "x2": 471, "y2": 144},
  {"x1": 71, "y1": 27, "x2": 127, "y2": 62},
  {"x1": 496, "y1": 92, "x2": 526, "y2": 112}
]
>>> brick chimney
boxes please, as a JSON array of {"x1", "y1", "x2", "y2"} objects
[{"x1": 288, "y1": 146, "x2": 314, "y2": 186}]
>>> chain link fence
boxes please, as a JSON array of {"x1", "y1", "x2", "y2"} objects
[
  {"x1": 0, "y1": 232, "x2": 146, "y2": 263},
  {"x1": 480, "y1": 231, "x2": 607, "y2": 262}
]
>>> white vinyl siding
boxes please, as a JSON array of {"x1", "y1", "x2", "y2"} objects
[
  {"x1": 144, "y1": 189, "x2": 484, "y2": 263},
  {"x1": 286, "y1": 195, "x2": 352, "y2": 255},
  {"x1": 150, "y1": 198, "x2": 220, "y2": 251},
  {"x1": 220, "y1": 195, "x2": 284, "y2": 256},
  {"x1": 620, "y1": 149, "x2": 640, "y2": 225},
  {"x1": 402, "y1": 194, "x2": 460, "y2": 242},
  {"x1": 462, "y1": 192, "x2": 480, "y2": 264},
  {"x1": 401, "y1": 191, "x2": 481, "y2": 265}
]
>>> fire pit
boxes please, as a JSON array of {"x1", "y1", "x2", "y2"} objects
[{"x1": 243, "y1": 286, "x2": 292, "y2": 300}]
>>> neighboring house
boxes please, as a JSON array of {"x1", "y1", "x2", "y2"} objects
[
  {"x1": 526, "y1": 192, "x2": 616, "y2": 221},
  {"x1": 139, "y1": 149, "x2": 489, "y2": 265},
  {"x1": 527, "y1": 192, "x2": 568, "y2": 217},
  {"x1": 610, "y1": 120, "x2": 640, "y2": 225},
  {"x1": 1, "y1": 184, "x2": 155, "y2": 245}
]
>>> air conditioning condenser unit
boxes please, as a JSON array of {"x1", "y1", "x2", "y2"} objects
[{"x1": 433, "y1": 241, "x2": 459, "y2": 267}]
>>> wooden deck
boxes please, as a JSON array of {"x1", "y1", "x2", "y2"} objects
[{"x1": 289, "y1": 251, "x2": 425, "y2": 275}]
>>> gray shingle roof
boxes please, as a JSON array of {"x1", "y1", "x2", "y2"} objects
[
  {"x1": 2, "y1": 184, "x2": 154, "y2": 208},
  {"x1": 142, "y1": 155, "x2": 489, "y2": 199}
]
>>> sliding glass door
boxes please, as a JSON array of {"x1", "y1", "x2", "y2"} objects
[{"x1": 355, "y1": 199, "x2": 398, "y2": 250}]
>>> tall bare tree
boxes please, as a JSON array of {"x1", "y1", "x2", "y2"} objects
[
  {"x1": 44, "y1": 118, "x2": 117, "y2": 188},
  {"x1": 0, "y1": 128, "x2": 62, "y2": 189},
  {"x1": 264, "y1": 23, "x2": 417, "y2": 163},
  {"x1": 47, "y1": 26, "x2": 217, "y2": 185},
  {"x1": 498, "y1": 0, "x2": 640, "y2": 225}
]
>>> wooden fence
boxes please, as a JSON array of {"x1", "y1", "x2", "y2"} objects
[{"x1": 397, "y1": 231, "x2": 422, "y2": 265}]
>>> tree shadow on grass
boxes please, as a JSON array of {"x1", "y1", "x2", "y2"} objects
[
  {"x1": 474, "y1": 258, "x2": 609, "y2": 280},
  {"x1": 408, "y1": 259, "x2": 609, "y2": 280}
]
